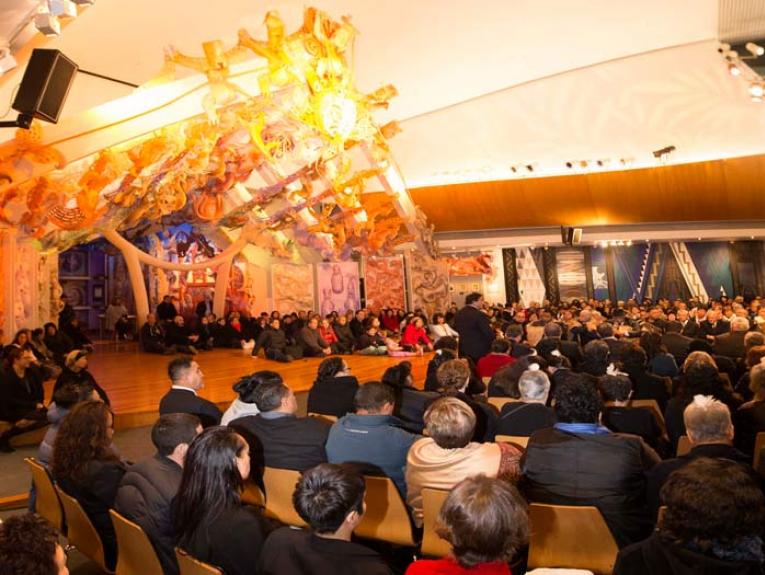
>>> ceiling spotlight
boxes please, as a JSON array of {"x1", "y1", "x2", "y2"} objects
[
  {"x1": 580, "y1": 160, "x2": 588, "y2": 168},
  {"x1": 653, "y1": 145, "x2": 676, "y2": 163},
  {"x1": 35, "y1": 12, "x2": 61, "y2": 36},
  {"x1": 48, "y1": 0, "x2": 77, "y2": 17},
  {"x1": 565, "y1": 161, "x2": 573, "y2": 169},
  {"x1": 750, "y1": 83, "x2": 764, "y2": 100},
  {"x1": 728, "y1": 62, "x2": 741, "y2": 76},
  {"x1": 746, "y1": 42, "x2": 765, "y2": 57},
  {"x1": 526, "y1": 164, "x2": 534, "y2": 172}
]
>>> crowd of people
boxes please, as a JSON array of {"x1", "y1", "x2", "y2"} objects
[{"x1": 3, "y1": 290, "x2": 765, "y2": 573}]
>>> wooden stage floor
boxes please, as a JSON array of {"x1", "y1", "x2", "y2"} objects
[{"x1": 83, "y1": 342, "x2": 431, "y2": 428}]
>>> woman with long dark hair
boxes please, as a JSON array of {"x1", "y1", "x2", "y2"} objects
[
  {"x1": 51, "y1": 400, "x2": 124, "y2": 570},
  {"x1": 173, "y1": 427, "x2": 270, "y2": 575},
  {"x1": 307, "y1": 357, "x2": 359, "y2": 417},
  {"x1": 382, "y1": 361, "x2": 439, "y2": 433}
]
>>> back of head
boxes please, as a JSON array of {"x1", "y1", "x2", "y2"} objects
[
  {"x1": 52, "y1": 400, "x2": 114, "y2": 482},
  {"x1": 317, "y1": 357, "x2": 345, "y2": 381},
  {"x1": 424, "y1": 397, "x2": 476, "y2": 449},
  {"x1": 465, "y1": 292, "x2": 483, "y2": 306},
  {"x1": 174, "y1": 427, "x2": 246, "y2": 539},
  {"x1": 151, "y1": 413, "x2": 201, "y2": 456},
  {"x1": 535, "y1": 337, "x2": 559, "y2": 359},
  {"x1": 436, "y1": 475, "x2": 528, "y2": 569},
  {"x1": 167, "y1": 356, "x2": 194, "y2": 385},
  {"x1": 596, "y1": 322, "x2": 614, "y2": 338},
  {"x1": 436, "y1": 359, "x2": 471, "y2": 393},
  {"x1": 505, "y1": 324, "x2": 523, "y2": 340},
  {"x1": 490, "y1": 339, "x2": 511, "y2": 354},
  {"x1": 518, "y1": 369, "x2": 550, "y2": 402},
  {"x1": 598, "y1": 374, "x2": 632, "y2": 402},
  {"x1": 354, "y1": 381, "x2": 394, "y2": 413},
  {"x1": 251, "y1": 375, "x2": 288, "y2": 412},
  {"x1": 664, "y1": 321, "x2": 682, "y2": 334},
  {"x1": 51, "y1": 382, "x2": 94, "y2": 409},
  {"x1": 553, "y1": 378, "x2": 602, "y2": 423},
  {"x1": 233, "y1": 371, "x2": 281, "y2": 403},
  {"x1": 293, "y1": 463, "x2": 365, "y2": 534},
  {"x1": 730, "y1": 316, "x2": 750, "y2": 333},
  {"x1": 745, "y1": 333, "x2": 765, "y2": 355},
  {"x1": 0, "y1": 513, "x2": 62, "y2": 575},
  {"x1": 381, "y1": 361, "x2": 412, "y2": 389},
  {"x1": 543, "y1": 322, "x2": 562, "y2": 338},
  {"x1": 620, "y1": 344, "x2": 647, "y2": 371},
  {"x1": 583, "y1": 340, "x2": 609, "y2": 364},
  {"x1": 749, "y1": 362, "x2": 765, "y2": 397},
  {"x1": 660, "y1": 457, "x2": 765, "y2": 546},
  {"x1": 434, "y1": 336, "x2": 458, "y2": 352},
  {"x1": 683, "y1": 395, "x2": 732, "y2": 444}
]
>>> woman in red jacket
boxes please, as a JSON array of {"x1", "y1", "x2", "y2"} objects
[{"x1": 400, "y1": 317, "x2": 433, "y2": 353}]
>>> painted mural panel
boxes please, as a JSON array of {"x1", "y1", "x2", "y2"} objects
[
  {"x1": 408, "y1": 252, "x2": 450, "y2": 317},
  {"x1": 685, "y1": 241, "x2": 734, "y2": 299},
  {"x1": 272, "y1": 262, "x2": 315, "y2": 314},
  {"x1": 228, "y1": 256, "x2": 269, "y2": 316},
  {"x1": 613, "y1": 243, "x2": 650, "y2": 302},
  {"x1": 556, "y1": 249, "x2": 587, "y2": 301},
  {"x1": 364, "y1": 256, "x2": 405, "y2": 312},
  {"x1": 316, "y1": 262, "x2": 360, "y2": 315},
  {"x1": 590, "y1": 248, "x2": 609, "y2": 300}
]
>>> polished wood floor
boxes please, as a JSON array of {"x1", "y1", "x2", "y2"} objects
[{"x1": 83, "y1": 342, "x2": 431, "y2": 427}]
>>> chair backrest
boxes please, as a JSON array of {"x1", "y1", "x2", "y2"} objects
[
  {"x1": 308, "y1": 412, "x2": 338, "y2": 424},
  {"x1": 753, "y1": 432, "x2": 765, "y2": 472},
  {"x1": 262, "y1": 467, "x2": 307, "y2": 527},
  {"x1": 495, "y1": 434, "x2": 530, "y2": 448},
  {"x1": 175, "y1": 548, "x2": 222, "y2": 575},
  {"x1": 24, "y1": 458, "x2": 63, "y2": 532},
  {"x1": 241, "y1": 480, "x2": 266, "y2": 508},
  {"x1": 420, "y1": 488, "x2": 450, "y2": 557},
  {"x1": 109, "y1": 509, "x2": 163, "y2": 575},
  {"x1": 55, "y1": 486, "x2": 111, "y2": 572},
  {"x1": 355, "y1": 475, "x2": 417, "y2": 547},
  {"x1": 294, "y1": 390, "x2": 309, "y2": 417},
  {"x1": 487, "y1": 397, "x2": 522, "y2": 411},
  {"x1": 528, "y1": 503, "x2": 619, "y2": 575},
  {"x1": 676, "y1": 435, "x2": 691, "y2": 457},
  {"x1": 628, "y1": 399, "x2": 666, "y2": 429}
]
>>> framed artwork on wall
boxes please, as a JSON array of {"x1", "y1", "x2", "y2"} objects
[{"x1": 59, "y1": 250, "x2": 89, "y2": 277}]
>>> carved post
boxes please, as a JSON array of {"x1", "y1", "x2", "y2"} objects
[{"x1": 213, "y1": 258, "x2": 233, "y2": 318}]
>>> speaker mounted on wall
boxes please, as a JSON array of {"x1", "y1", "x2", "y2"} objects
[
  {"x1": 560, "y1": 226, "x2": 583, "y2": 246},
  {"x1": 12, "y1": 48, "x2": 78, "y2": 124}
]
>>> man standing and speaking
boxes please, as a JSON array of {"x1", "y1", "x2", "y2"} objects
[{"x1": 452, "y1": 292, "x2": 495, "y2": 364}]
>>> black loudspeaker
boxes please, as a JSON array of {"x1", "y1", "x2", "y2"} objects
[{"x1": 12, "y1": 49, "x2": 78, "y2": 123}]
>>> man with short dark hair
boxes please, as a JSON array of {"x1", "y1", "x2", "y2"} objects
[
  {"x1": 156, "y1": 295, "x2": 177, "y2": 323},
  {"x1": 140, "y1": 313, "x2": 174, "y2": 355},
  {"x1": 598, "y1": 322, "x2": 629, "y2": 362},
  {"x1": 115, "y1": 413, "x2": 202, "y2": 575},
  {"x1": 620, "y1": 345, "x2": 671, "y2": 412},
  {"x1": 326, "y1": 382, "x2": 419, "y2": 496},
  {"x1": 599, "y1": 374, "x2": 664, "y2": 450},
  {"x1": 541, "y1": 321, "x2": 583, "y2": 367},
  {"x1": 0, "y1": 513, "x2": 68, "y2": 575},
  {"x1": 258, "y1": 463, "x2": 391, "y2": 574},
  {"x1": 452, "y1": 292, "x2": 495, "y2": 364},
  {"x1": 297, "y1": 316, "x2": 331, "y2": 357},
  {"x1": 230, "y1": 375, "x2": 331, "y2": 471},
  {"x1": 661, "y1": 320, "x2": 693, "y2": 366},
  {"x1": 158, "y1": 357, "x2": 221, "y2": 427}
]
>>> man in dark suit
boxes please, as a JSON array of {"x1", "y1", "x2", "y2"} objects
[
  {"x1": 597, "y1": 323, "x2": 629, "y2": 363},
  {"x1": 229, "y1": 375, "x2": 331, "y2": 471},
  {"x1": 452, "y1": 292, "x2": 495, "y2": 364},
  {"x1": 195, "y1": 293, "x2": 213, "y2": 320},
  {"x1": 541, "y1": 322, "x2": 582, "y2": 368},
  {"x1": 621, "y1": 345, "x2": 670, "y2": 412},
  {"x1": 661, "y1": 321, "x2": 693, "y2": 366},
  {"x1": 158, "y1": 356, "x2": 222, "y2": 427},
  {"x1": 699, "y1": 309, "x2": 728, "y2": 338},
  {"x1": 713, "y1": 316, "x2": 749, "y2": 359},
  {"x1": 675, "y1": 309, "x2": 699, "y2": 338}
]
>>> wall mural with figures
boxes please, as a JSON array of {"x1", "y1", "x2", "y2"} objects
[
  {"x1": 316, "y1": 262, "x2": 360, "y2": 315},
  {"x1": 272, "y1": 262, "x2": 315, "y2": 315},
  {"x1": 364, "y1": 256, "x2": 406, "y2": 312},
  {"x1": 408, "y1": 251, "x2": 450, "y2": 318}
]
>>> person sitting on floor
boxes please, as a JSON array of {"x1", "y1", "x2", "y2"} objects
[
  {"x1": 521, "y1": 376, "x2": 660, "y2": 548},
  {"x1": 332, "y1": 314, "x2": 356, "y2": 353},
  {"x1": 54, "y1": 349, "x2": 109, "y2": 405},
  {"x1": 307, "y1": 357, "x2": 359, "y2": 417},
  {"x1": 405, "y1": 475, "x2": 529, "y2": 575},
  {"x1": 173, "y1": 427, "x2": 272, "y2": 575},
  {"x1": 221, "y1": 372, "x2": 264, "y2": 426},
  {"x1": 646, "y1": 394, "x2": 751, "y2": 518},
  {"x1": 495, "y1": 367, "x2": 556, "y2": 437},
  {"x1": 355, "y1": 320, "x2": 389, "y2": 356},
  {"x1": 406, "y1": 397, "x2": 522, "y2": 528},
  {"x1": 258, "y1": 463, "x2": 392, "y2": 575},
  {"x1": 43, "y1": 322, "x2": 73, "y2": 365},
  {"x1": 298, "y1": 316, "x2": 332, "y2": 358},
  {"x1": 158, "y1": 356, "x2": 221, "y2": 427},
  {"x1": 60, "y1": 317, "x2": 93, "y2": 352},
  {"x1": 51, "y1": 401, "x2": 126, "y2": 571},
  {"x1": 229, "y1": 374, "x2": 331, "y2": 472},
  {"x1": 429, "y1": 312, "x2": 459, "y2": 344},
  {"x1": 164, "y1": 315, "x2": 200, "y2": 355},
  {"x1": 599, "y1": 373, "x2": 664, "y2": 451},
  {"x1": 0, "y1": 348, "x2": 48, "y2": 452},
  {"x1": 140, "y1": 313, "x2": 174, "y2": 355},
  {"x1": 399, "y1": 316, "x2": 434, "y2": 354},
  {"x1": 319, "y1": 317, "x2": 350, "y2": 355},
  {"x1": 326, "y1": 382, "x2": 419, "y2": 497},
  {"x1": 476, "y1": 339, "x2": 515, "y2": 380},
  {"x1": 615, "y1": 458, "x2": 765, "y2": 575},
  {"x1": 116, "y1": 413, "x2": 202, "y2": 575},
  {"x1": 251, "y1": 317, "x2": 293, "y2": 362},
  {"x1": 0, "y1": 513, "x2": 69, "y2": 575}
]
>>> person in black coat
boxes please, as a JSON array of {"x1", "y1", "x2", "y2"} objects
[
  {"x1": 307, "y1": 357, "x2": 359, "y2": 417},
  {"x1": 115, "y1": 413, "x2": 202, "y2": 575},
  {"x1": 733, "y1": 365, "x2": 765, "y2": 457},
  {"x1": 158, "y1": 357, "x2": 221, "y2": 428},
  {"x1": 452, "y1": 292, "x2": 495, "y2": 363},
  {"x1": 58, "y1": 294, "x2": 76, "y2": 328},
  {"x1": 174, "y1": 427, "x2": 272, "y2": 575},
  {"x1": 661, "y1": 321, "x2": 693, "y2": 366},
  {"x1": 540, "y1": 322, "x2": 583, "y2": 368},
  {"x1": 164, "y1": 316, "x2": 200, "y2": 355},
  {"x1": 349, "y1": 310, "x2": 366, "y2": 341},
  {"x1": 332, "y1": 315, "x2": 356, "y2": 352},
  {"x1": 495, "y1": 368, "x2": 556, "y2": 437},
  {"x1": 53, "y1": 349, "x2": 110, "y2": 405},
  {"x1": 51, "y1": 401, "x2": 127, "y2": 571},
  {"x1": 599, "y1": 374, "x2": 665, "y2": 452},
  {"x1": 230, "y1": 375, "x2": 331, "y2": 472},
  {"x1": 297, "y1": 317, "x2": 332, "y2": 358},
  {"x1": 381, "y1": 361, "x2": 440, "y2": 434},
  {"x1": 713, "y1": 317, "x2": 749, "y2": 359},
  {"x1": 0, "y1": 348, "x2": 48, "y2": 452},
  {"x1": 60, "y1": 318, "x2": 93, "y2": 351},
  {"x1": 139, "y1": 313, "x2": 173, "y2": 354},
  {"x1": 43, "y1": 322, "x2": 73, "y2": 364},
  {"x1": 258, "y1": 463, "x2": 392, "y2": 575},
  {"x1": 621, "y1": 345, "x2": 671, "y2": 413},
  {"x1": 616, "y1": 458, "x2": 765, "y2": 575},
  {"x1": 251, "y1": 318, "x2": 292, "y2": 362},
  {"x1": 156, "y1": 295, "x2": 178, "y2": 322}
]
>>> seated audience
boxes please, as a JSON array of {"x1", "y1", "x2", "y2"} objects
[
  {"x1": 53, "y1": 349, "x2": 109, "y2": 404},
  {"x1": 382, "y1": 361, "x2": 440, "y2": 433},
  {"x1": 259, "y1": 463, "x2": 392, "y2": 574},
  {"x1": 38, "y1": 382, "x2": 99, "y2": 466},
  {"x1": 319, "y1": 317, "x2": 349, "y2": 354},
  {"x1": 425, "y1": 336, "x2": 459, "y2": 391},
  {"x1": 476, "y1": 339, "x2": 515, "y2": 379},
  {"x1": 332, "y1": 314, "x2": 356, "y2": 352},
  {"x1": 641, "y1": 331, "x2": 678, "y2": 378},
  {"x1": 734, "y1": 362, "x2": 765, "y2": 457},
  {"x1": 140, "y1": 313, "x2": 174, "y2": 354},
  {"x1": 174, "y1": 427, "x2": 271, "y2": 575},
  {"x1": 251, "y1": 317, "x2": 293, "y2": 362},
  {"x1": 51, "y1": 401, "x2": 126, "y2": 570},
  {"x1": 43, "y1": 322, "x2": 73, "y2": 363},
  {"x1": 406, "y1": 397, "x2": 521, "y2": 527},
  {"x1": 647, "y1": 395, "x2": 750, "y2": 517},
  {"x1": 430, "y1": 312, "x2": 459, "y2": 343},
  {"x1": 0, "y1": 348, "x2": 48, "y2": 452},
  {"x1": 164, "y1": 315, "x2": 200, "y2": 355},
  {"x1": 158, "y1": 356, "x2": 221, "y2": 427},
  {"x1": 599, "y1": 322, "x2": 630, "y2": 363},
  {"x1": 615, "y1": 458, "x2": 765, "y2": 575},
  {"x1": 541, "y1": 321, "x2": 582, "y2": 367},
  {"x1": 621, "y1": 345, "x2": 671, "y2": 413},
  {"x1": 156, "y1": 295, "x2": 178, "y2": 322},
  {"x1": 521, "y1": 377, "x2": 660, "y2": 548},
  {"x1": 297, "y1": 316, "x2": 332, "y2": 358},
  {"x1": 495, "y1": 368, "x2": 556, "y2": 437},
  {"x1": 578, "y1": 339, "x2": 610, "y2": 377},
  {"x1": 406, "y1": 475, "x2": 529, "y2": 575},
  {"x1": 713, "y1": 316, "x2": 750, "y2": 359},
  {"x1": 505, "y1": 323, "x2": 532, "y2": 358},
  {"x1": 307, "y1": 357, "x2": 359, "y2": 417},
  {"x1": 661, "y1": 321, "x2": 693, "y2": 367},
  {"x1": 599, "y1": 374, "x2": 664, "y2": 450},
  {"x1": 399, "y1": 316, "x2": 433, "y2": 353},
  {"x1": 349, "y1": 309, "x2": 366, "y2": 341},
  {"x1": 61, "y1": 317, "x2": 93, "y2": 352},
  {"x1": 0, "y1": 513, "x2": 69, "y2": 575},
  {"x1": 105, "y1": 297, "x2": 130, "y2": 340},
  {"x1": 326, "y1": 382, "x2": 419, "y2": 496},
  {"x1": 734, "y1": 338, "x2": 765, "y2": 400},
  {"x1": 115, "y1": 413, "x2": 202, "y2": 575},
  {"x1": 356, "y1": 321, "x2": 389, "y2": 355},
  {"x1": 221, "y1": 372, "x2": 264, "y2": 425},
  {"x1": 229, "y1": 374, "x2": 331, "y2": 471}
]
